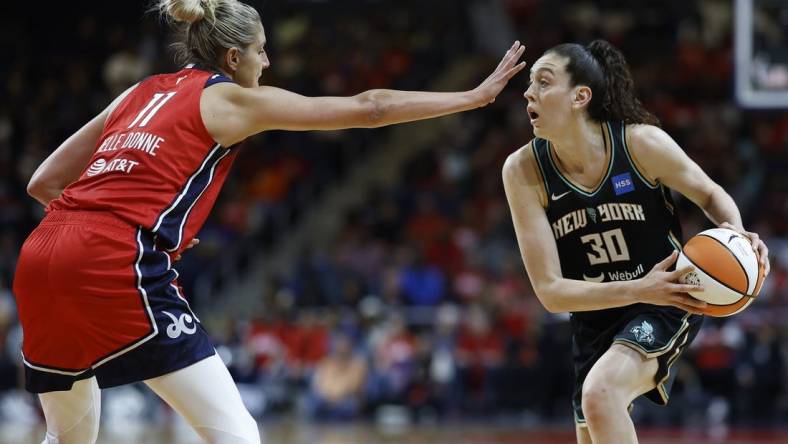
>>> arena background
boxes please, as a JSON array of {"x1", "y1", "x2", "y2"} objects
[{"x1": 1, "y1": 1, "x2": 787, "y2": 443}]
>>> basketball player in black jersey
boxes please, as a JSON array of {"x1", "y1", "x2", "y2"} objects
[{"x1": 502, "y1": 40, "x2": 770, "y2": 444}]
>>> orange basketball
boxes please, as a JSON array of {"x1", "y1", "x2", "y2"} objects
[{"x1": 676, "y1": 228, "x2": 766, "y2": 317}]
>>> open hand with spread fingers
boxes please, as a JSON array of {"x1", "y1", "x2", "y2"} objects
[{"x1": 474, "y1": 41, "x2": 527, "y2": 106}]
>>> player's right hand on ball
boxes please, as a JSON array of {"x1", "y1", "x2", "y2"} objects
[
  {"x1": 473, "y1": 40, "x2": 527, "y2": 106},
  {"x1": 637, "y1": 250, "x2": 706, "y2": 314}
]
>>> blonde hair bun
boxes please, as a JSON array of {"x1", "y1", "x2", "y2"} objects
[
  {"x1": 162, "y1": 0, "x2": 217, "y2": 24},
  {"x1": 156, "y1": 0, "x2": 260, "y2": 68}
]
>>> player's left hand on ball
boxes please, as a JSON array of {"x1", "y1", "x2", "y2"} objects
[
  {"x1": 719, "y1": 222, "x2": 770, "y2": 276},
  {"x1": 174, "y1": 238, "x2": 200, "y2": 261}
]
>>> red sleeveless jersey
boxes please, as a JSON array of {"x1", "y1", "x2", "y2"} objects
[{"x1": 49, "y1": 67, "x2": 239, "y2": 253}]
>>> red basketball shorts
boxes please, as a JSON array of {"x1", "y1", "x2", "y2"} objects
[{"x1": 13, "y1": 210, "x2": 214, "y2": 393}]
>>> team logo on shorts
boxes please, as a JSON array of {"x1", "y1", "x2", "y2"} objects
[
  {"x1": 162, "y1": 311, "x2": 197, "y2": 338},
  {"x1": 630, "y1": 320, "x2": 655, "y2": 346}
]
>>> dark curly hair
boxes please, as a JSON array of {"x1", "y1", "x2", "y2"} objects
[{"x1": 546, "y1": 39, "x2": 659, "y2": 126}]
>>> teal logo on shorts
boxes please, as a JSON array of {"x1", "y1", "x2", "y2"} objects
[{"x1": 630, "y1": 321, "x2": 655, "y2": 346}]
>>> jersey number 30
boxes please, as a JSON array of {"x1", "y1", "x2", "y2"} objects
[{"x1": 580, "y1": 228, "x2": 630, "y2": 265}]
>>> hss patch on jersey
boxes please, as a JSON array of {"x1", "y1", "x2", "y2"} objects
[{"x1": 612, "y1": 172, "x2": 635, "y2": 196}]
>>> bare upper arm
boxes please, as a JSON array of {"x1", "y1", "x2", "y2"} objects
[
  {"x1": 201, "y1": 83, "x2": 376, "y2": 146},
  {"x1": 502, "y1": 144, "x2": 563, "y2": 299},
  {"x1": 626, "y1": 124, "x2": 720, "y2": 208}
]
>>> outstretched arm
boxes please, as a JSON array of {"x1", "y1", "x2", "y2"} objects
[
  {"x1": 502, "y1": 145, "x2": 707, "y2": 314},
  {"x1": 627, "y1": 124, "x2": 770, "y2": 275},
  {"x1": 203, "y1": 42, "x2": 527, "y2": 146},
  {"x1": 27, "y1": 85, "x2": 137, "y2": 206}
]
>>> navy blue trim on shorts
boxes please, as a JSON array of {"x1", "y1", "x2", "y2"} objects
[
  {"x1": 24, "y1": 228, "x2": 215, "y2": 393},
  {"x1": 24, "y1": 367, "x2": 95, "y2": 393}
]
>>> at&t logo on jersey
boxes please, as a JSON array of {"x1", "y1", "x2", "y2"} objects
[
  {"x1": 86, "y1": 159, "x2": 107, "y2": 177},
  {"x1": 85, "y1": 157, "x2": 140, "y2": 177},
  {"x1": 612, "y1": 172, "x2": 635, "y2": 196}
]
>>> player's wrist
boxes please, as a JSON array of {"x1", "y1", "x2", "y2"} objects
[
  {"x1": 466, "y1": 87, "x2": 488, "y2": 108},
  {"x1": 621, "y1": 279, "x2": 643, "y2": 305}
]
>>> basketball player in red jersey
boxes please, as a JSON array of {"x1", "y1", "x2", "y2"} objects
[{"x1": 12, "y1": 1, "x2": 526, "y2": 443}]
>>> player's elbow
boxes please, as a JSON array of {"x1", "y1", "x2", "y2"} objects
[
  {"x1": 534, "y1": 284, "x2": 563, "y2": 313},
  {"x1": 534, "y1": 282, "x2": 568, "y2": 313},
  {"x1": 538, "y1": 297, "x2": 563, "y2": 314},
  {"x1": 27, "y1": 175, "x2": 56, "y2": 205},
  {"x1": 27, "y1": 177, "x2": 45, "y2": 200},
  {"x1": 355, "y1": 90, "x2": 387, "y2": 127}
]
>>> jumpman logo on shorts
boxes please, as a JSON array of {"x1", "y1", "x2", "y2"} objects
[{"x1": 162, "y1": 311, "x2": 197, "y2": 338}]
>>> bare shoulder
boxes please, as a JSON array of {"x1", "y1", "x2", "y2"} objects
[
  {"x1": 626, "y1": 123, "x2": 695, "y2": 185},
  {"x1": 503, "y1": 141, "x2": 547, "y2": 206},
  {"x1": 204, "y1": 83, "x2": 297, "y2": 105},
  {"x1": 201, "y1": 82, "x2": 245, "y2": 108},
  {"x1": 626, "y1": 124, "x2": 679, "y2": 155},
  {"x1": 502, "y1": 141, "x2": 535, "y2": 181},
  {"x1": 200, "y1": 82, "x2": 255, "y2": 146},
  {"x1": 626, "y1": 123, "x2": 684, "y2": 168}
]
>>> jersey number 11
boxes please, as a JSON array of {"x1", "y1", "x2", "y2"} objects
[{"x1": 128, "y1": 92, "x2": 177, "y2": 129}]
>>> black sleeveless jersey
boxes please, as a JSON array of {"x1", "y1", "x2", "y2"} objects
[{"x1": 532, "y1": 121, "x2": 683, "y2": 325}]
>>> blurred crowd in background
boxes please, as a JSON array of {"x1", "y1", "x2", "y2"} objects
[{"x1": 0, "y1": 0, "x2": 787, "y2": 432}]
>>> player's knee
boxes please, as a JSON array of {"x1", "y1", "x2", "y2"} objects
[
  {"x1": 198, "y1": 412, "x2": 260, "y2": 444},
  {"x1": 581, "y1": 379, "x2": 620, "y2": 423},
  {"x1": 40, "y1": 406, "x2": 100, "y2": 444},
  {"x1": 239, "y1": 413, "x2": 261, "y2": 444},
  {"x1": 42, "y1": 427, "x2": 99, "y2": 444},
  {"x1": 232, "y1": 409, "x2": 260, "y2": 444}
]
